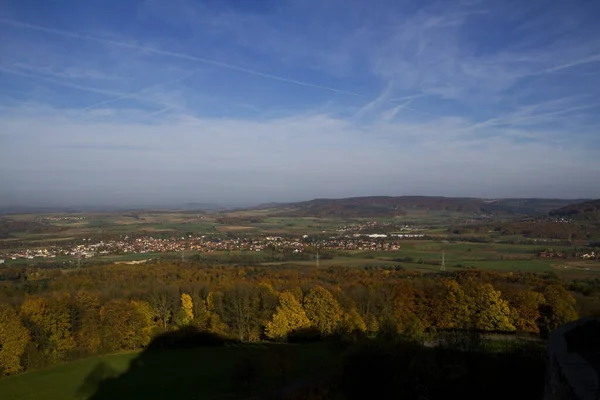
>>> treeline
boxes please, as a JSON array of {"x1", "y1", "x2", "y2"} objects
[
  {"x1": 0, "y1": 219, "x2": 67, "y2": 239},
  {"x1": 453, "y1": 221, "x2": 600, "y2": 241},
  {"x1": 0, "y1": 263, "x2": 581, "y2": 377}
]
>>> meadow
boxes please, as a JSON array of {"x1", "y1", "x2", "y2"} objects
[{"x1": 0, "y1": 342, "x2": 334, "y2": 400}]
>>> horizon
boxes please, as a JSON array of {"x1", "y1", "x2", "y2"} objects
[
  {"x1": 2, "y1": 0, "x2": 600, "y2": 207},
  {"x1": 0, "y1": 194, "x2": 594, "y2": 213}
]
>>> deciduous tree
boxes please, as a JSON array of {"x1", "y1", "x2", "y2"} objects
[
  {"x1": 0, "y1": 304, "x2": 30, "y2": 375},
  {"x1": 265, "y1": 291, "x2": 310, "y2": 340},
  {"x1": 543, "y1": 285, "x2": 578, "y2": 330},
  {"x1": 508, "y1": 291, "x2": 545, "y2": 333},
  {"x1": 303, "y1": 286, "x2": 343, "y2": 335}
]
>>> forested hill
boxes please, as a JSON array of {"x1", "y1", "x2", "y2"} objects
[
  {"x1": 257, "y1": 196, "x2": 581, "y2": 218},
  {"x1": 550, "y1": 199, "x2": 600, "y2": 220}
]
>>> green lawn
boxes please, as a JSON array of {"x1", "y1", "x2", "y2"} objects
[{"x1": 0, "y1": 352, "x2": 137, "y2": 400}]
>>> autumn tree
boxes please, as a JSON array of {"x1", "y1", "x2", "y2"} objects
[
  {"x1": 100, "y1": 299, "x2": 154, "y2": 351},
  {"x1": 465, "y1": 282, "x2": 515, "y2": 331},
  {"x1": 20, "y1": 296, "x2": 76, "y2": 363},
  {"x1": 392, "y1": 282, "x2": 417, "y2": 332},
  {"x1": 147, "y1": 291, "x2": 177, "y2": 331},
  {"x1": 436, "y1": 280, "x2": 472, "y2": 329},
  {"x1": 174, "y1": 293, "x2": 194, "y2": 327},
  {"x1": 507, "y1": 291, "x2": 545, "y2": 333},
  {"x1": 73, "y1": 290, "x2": 102, "y2": 354},
  {"x1": 0, "y1": 304, "x2": 30, "y2": 375},
  {"x1": 265, "y1": 291, "x2": 310, "y2": 341},
  {"x1": 205, "y1": 291, "x2": 228, "y2": 335},
  {"x1": 303, "y1": 286, "x2": 343, "y2": 335},
  {"x1": 222, "y1": 284, "x2": 262, "y2": 341},
  {"x1": 543, "y1": 284, "x2": 578, "y2": 331},
  {"x1": 339, "y1": 309, "x2": 367, "y2": 336}
]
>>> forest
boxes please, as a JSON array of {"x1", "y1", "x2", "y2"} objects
[{"x1": 0, "y1": 261, "x2": 583, "y2": 377}]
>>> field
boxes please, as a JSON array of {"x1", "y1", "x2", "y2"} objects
[
  {"x1": 0, "y1": 343, "x2": 334, "y2": 400},
  {"x1": 1, "y1": 208, "x2": 598, "y2": 278}
]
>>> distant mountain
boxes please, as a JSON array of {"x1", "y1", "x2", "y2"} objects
[
  {"x1": 550, "y1": 199, "x2": 600, "y2": 220},
  {"x1": 181, "y1": 202, "x2": 231, "y2": 211},
  {"x1": 255, "y1": 196, "x2": 584, "y2": 218}
]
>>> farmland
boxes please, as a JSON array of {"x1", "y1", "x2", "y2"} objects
[{"x1": 1, "y1": 206, "x2": 598, "y2": 278}]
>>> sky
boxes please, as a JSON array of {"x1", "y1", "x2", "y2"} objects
[{"x1": 1, "y1": 0, "x2": 600, "y2": 207}]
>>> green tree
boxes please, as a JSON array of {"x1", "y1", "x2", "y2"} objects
[
  {"x1": 303, "y1": 286, "x2": 343, "y2": 335},
  {"x1": 265, "y1": 291, "x2": 310, "y2": 340},
  {"x1": 0, "y1": 304, "x2": 31, "y2": 375}
]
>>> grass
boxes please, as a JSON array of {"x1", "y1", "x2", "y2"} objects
[
  {"x1": 0, "y1": 343, "x2": 334, "y2": 400},
  {"x1": 0, "y1": 352, "x2": 137, "y2": 400}
]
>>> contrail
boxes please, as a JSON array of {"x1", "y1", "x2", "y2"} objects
[
  {"x1": 0, "y1": 66, "x2": 123, "y2": 97},
  {"x1": 81, "y1": 67, "x2": 203, "y2": 111},
  {"x1": 0, "y1": 66, "x2": 175, "y2": 112},
  {"x1": 0, "y1": 18, "x2": 363, "y2": 98}
]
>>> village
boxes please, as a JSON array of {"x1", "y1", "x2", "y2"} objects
[{"x1": 0, "y1": 231, "x2": 427, "y2": 262}]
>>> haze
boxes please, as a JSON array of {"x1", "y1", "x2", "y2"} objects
[{"x1": 1, "y1": 0, "x2": 600, "y2": 208}]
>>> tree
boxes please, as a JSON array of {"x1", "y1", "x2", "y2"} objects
[
  {"x1": 100, "y1": 299, "x2": 154, "y2": 352},
  {"x1": 303, "y1": 286, "x2": 343, "y2": 335},
  {"x1": 543, "y1": 285, "x2": 578, "y2": 331},
  {"x1": 392, "y1": 282, "x2": 416, "y2": 332},
  {"x1": 466, "y1": 282, "x2": 515, "y2": 331},
  {"x1": 73, "y1": 290, "x2": 102, "y2": 354},
  {"x1": 508, "y1": 291, "x2": 545, "y2": 333},
  {"x1": 265, "y1": 291, "x2": 310, "y2": 340},
  {"x1": 339, "y1": 309, "x2": 367, "y2": 336},
  {"x1": 222, "y1": 284, "x2": 261, "y2": 341},
  {"x1": 175, "y1": 293, "x2": 194, "y2": 327},
  {"x1": 147, "y1": 291, "x2": 176, "y2": 331},
  {"x1": 205, "y1": 291, "x2": 228, "y2": 335},
  {"x1": 436, "y1": 280, "x2": 472, "y2": 329},
  {"x1": 20, "y1": 296, "x2": 75, "y2": 363},
  {"x1": 0, "y1": 304, "x2": 30, "y2": 375}
]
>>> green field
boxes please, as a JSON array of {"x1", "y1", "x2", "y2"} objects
[
  {"x1": 0, "y1": 352, "x2": 136, "y2": 400},
  {"x1": 0, "y1": 343, "x2": 334, "y2": 400}
]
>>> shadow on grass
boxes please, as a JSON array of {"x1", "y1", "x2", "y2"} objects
[
  {"x1": 79, "y1": 327, "x2": 547, "y2": 400},
  {"x1": 78, "y1": 327, "x2": 240, "y2": 400}
]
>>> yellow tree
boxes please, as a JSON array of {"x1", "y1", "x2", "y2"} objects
[
  {"x1": 265, "y1": 291, "x2": 310, "y2": 340},
  {"x1": 303, "y1": 286, "x2": 343, "y2": 335},
  {"x1": 205, "y1": 291, "x2": 228, "y2": 335},
  {"x1": 339, "y1": 309, "x2": 367, "y2": 336},
  {"x1": 466, "y1": 283, "x2": 515, "y2": 331},
  {"x1": 74, "y1": 290, "x2": 102, "y2": 354},
  {"x1": 543, "y1": 285, "x2": 578, "y2": 330},
  {"x1": 177, "y1": 293, "x2": 194, "y2": 326},
  {"x1": 508, "y1": 291, "x2": 545, "y2": 333},
  {"x1": 437, "y1": 280, "x2": 472, "y2": 329},
  {"x1": 0, "y1": 304, "x2": 31, "y2": 375},
  {"x1": 21, "y1": 296, "x2": 75, "y2": 362},
  {"x1": 100, "y1": 299, "x2": 155, "y2": 351}
]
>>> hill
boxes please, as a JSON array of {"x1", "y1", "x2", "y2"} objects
[
  {"x1": 258, "y1": 196, "x2": 581, "y2": 218},
  {"x1": 550, "y1": 199, "x2": 600, "y2": 220}
]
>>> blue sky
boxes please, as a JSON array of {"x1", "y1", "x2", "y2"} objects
[{"x1": 1, "y1": 0, "x2": 599, "y2": 207}]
